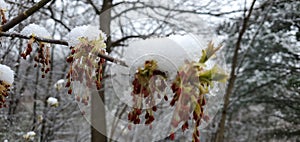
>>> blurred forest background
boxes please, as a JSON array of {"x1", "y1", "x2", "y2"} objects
[{"x1": 0, "y1": 0, "x2": 299, "y2": 142}]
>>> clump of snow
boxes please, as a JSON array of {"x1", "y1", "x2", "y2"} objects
[
  {"x1": 0, "y1": 0, "x2": 8, "y2": 9},
  {"x1": 54, "y1": 79, "x2": 65, "y2": 90},
  {"x1": 20, "y1": 24, "x2": 51, "y2": 38},
  {"x1": 23, "y1": 131, "x2": 36, "y2": 140},
  {"x1": 0, "y1": 64, "x2": 14, "y2": 85},
  {"x1": 47, "y1": 97, "x2": 58, "y2": 107},
  {"x1": 67, "y1": 25, "x2": 107, "y2": 46}
]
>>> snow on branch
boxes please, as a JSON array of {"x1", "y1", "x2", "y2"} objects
[
  {"x1": 0, "y1": 0, "x2": 52, "y2": 32},
  {"x1": 21, "y1": 23, "x2": 51, "y2": 38},
  {"x1": 0, "y1": 31, "x2": 128, "y2": 67}
]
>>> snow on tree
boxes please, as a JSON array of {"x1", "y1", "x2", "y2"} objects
[
  {"x1": 66, "y1": 25, "x2": 107, "y2": 47},
  {"x1": 46, "y1": 97, "x2": 58, "y2": 107},
  {"x1": 53, "y1": 79, "x2": 65, "y2": 91},
  {"x1": 20, "y1": 23, "x2": 51, "y2": 38},
  {"x1": 20, "y1": 24, "x2": 52, "y2": 78},
  {"x1": 0, "y1": 64, "x2": 14, "y2": 108},
  {"x1": 65, "y1": 25, "x2": 107, "y2": 104},
  {"x1": 23, "y1": 131, "x2": 36, "y2": 141},
  {"x1": 106, "y1": 34, "x2": 227, "y2": 141}
]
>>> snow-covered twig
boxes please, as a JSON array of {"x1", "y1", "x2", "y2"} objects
[
  {"x1": 0, "y1": 0, "x2": 52, "y2": 32},
  {"x1": 0, "y1": 31, "x2": 68, "y2": 45}
]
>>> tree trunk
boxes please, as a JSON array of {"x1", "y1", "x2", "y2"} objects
[{"x1": 91, "y1": 0, "x2": 112, "y2": 142}]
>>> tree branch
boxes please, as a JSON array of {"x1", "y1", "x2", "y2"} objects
[
  {"x1": 0, "y1": 32, "x2": 69, "y2": 45},
  {"x1": 0, "y1": 31, "x2": 128, "y2": 67},
  {"x1": 86, "y1": 0, "x2": 101, "y2": 15},
  {"x1": 0, "y1": 0, "x2": 52, "y2": 32},
  {"x1": 214, "y1": 0, "x2": 257, "y2": 142}
]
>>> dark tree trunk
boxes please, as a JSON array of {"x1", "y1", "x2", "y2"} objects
[{"x1": 91, "y1": 0, "x2": 112, "y2": 142}]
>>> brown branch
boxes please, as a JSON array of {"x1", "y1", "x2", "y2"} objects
[
  {"x1": 86, "y1": 0, "x2": 101, "y2": 15},
  {"x1": 0, "y1": 32, "x2": 69, "y2": 45},
  {"x1": 0, "y1": 0, "x2": 52, "y2": 32},
  {"x1": 214, "y1": 0, "x2": 257, "y2": 142},
  {"x1": 111, "y1": 35, "x2": 147, "y2": 47},
  {"x1": 0, "y1": 31, "x2": 128, "y2": 67}
]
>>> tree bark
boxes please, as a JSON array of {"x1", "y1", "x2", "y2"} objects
[{"x1": 91, "y1": 0, "x2": 112, "y2": 142}]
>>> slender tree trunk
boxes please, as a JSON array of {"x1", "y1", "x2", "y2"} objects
[
  {"x1": 91, "y1": 0, "x2": 112, "y2": 142},
  {"x1": 214, "y1": 1, "x2": 256, "y2": 142}
]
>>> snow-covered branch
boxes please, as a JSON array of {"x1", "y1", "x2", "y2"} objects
[
  {"x1": 0, "y1": 0, "x2": 52, "y2": 32},
  {"x1": 0, "y1": 31, "x2": 128, "y2": 67}
]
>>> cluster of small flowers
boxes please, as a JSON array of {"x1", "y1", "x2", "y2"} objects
[
  {"x1": 20, "y1": 24, "x2": 52, "y2": 78},
  {"x1": 65, "y1": 35, "x2": 106, "y2": 102},
  {"x1": 126, "y1": 42, "x2": 227, "y2": 141},
  {"x1": 0, "y1": 80, "x2": 11, "y2": 108},
  {"x1": 128, "y1": 60, "x2": 168, "y2": 128},
  {"x1": 0, "y1": 64, "x2": 14, "y2": 108},
  {"x1": 21, "y1": 37, "x2": 51, "y2": 78},
  {"x1": 169, "y1": 61, "x2": 209, "y2": 142},
  {"x1": 167, "y1": 42, "x2": 227, "y2": 142}
]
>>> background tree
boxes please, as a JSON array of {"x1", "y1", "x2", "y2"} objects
[{"x1": 212, "y1": 0, "x2": 300, "y2": 141}]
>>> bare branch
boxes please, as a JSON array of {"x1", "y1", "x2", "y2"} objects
[
  {"x1": 0, "y1": 32, "x2": 69, "y2": 45},
  {"x1": 86, "y1": 0, "x2": 101, "y2": 15},
  {"x1": 0, "y1": 31, "x2": 128, "y2": 67},
  {"x1": 214, "y1": 0, "x2": 257, "y2": 141}
]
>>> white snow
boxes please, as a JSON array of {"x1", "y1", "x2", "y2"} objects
[
  {"x1": 121, "y1": 34, "x2": 222, "y2": 73},
  {"x1": 0, "y1": 0, "x2": 8, "y2": 9},
  {"x1": 109, "y1": 34, "x2": 227, "y2": 130},
  {"x1": 23, "y1": 131, "x2": 36, "y2": 140},
  {"x1": 67, "y1": 25, "x2": 107, "y2": 46},
  {"x1": 110, "y1": 34, "x2": 221, "y2": 108},
  {"x1": 54, "y1": 79, "x2": 65, "y2": 90},
  {"x1": 47, "y1": 97, "x2": 58, "y2": 106},
  {"x1": 20, "y1": 24, "x2": 51, "y2": 38},
  {"x1": 0, "y1": 64, "x2": 14, "y2": 85}
]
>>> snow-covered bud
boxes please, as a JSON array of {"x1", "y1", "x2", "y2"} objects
[
  {"x1": 47, "y1": 97, "x2": 58, "y2": 107},
  {"x1": 65, "y1": 25, "x2": 107, "y2": 99},
  {"x1": 54, "y1": 79, "x2": 65, "y2": 91},
  {"x1": 23, "y1": 131, "x2": 36, "y2": 141},
  {"x1": 0, "y1": 64, "x2": 14, "y2": 108},
  {"x1": 20, "y1": 24, "x2": 52, "y2": 77}
]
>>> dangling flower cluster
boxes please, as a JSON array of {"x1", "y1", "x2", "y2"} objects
[
  {"x1": 0, "y1": 80, "x2": 11, "y2": 108},
  {"x1": 65, "y1": 26, "x2": 107, "y2": 99},
  {"x1": 20, "y1": 37, "x2": 51, "y2": 78},
  {"x1": 0, "y1": 0, "x2": 8, "y2": 24},
  {"x1": 128, "y1": 60, "x2": 167, "y2": 128},
  {"x1": 20, "y1": 24, "x2": 52, "y2": 78},
  {"x1": 0, "y1": 64, "x2": 14, "y2": 108},
  {"x1": 168, "y1": 42, "x2": 227, "y2": 142}
]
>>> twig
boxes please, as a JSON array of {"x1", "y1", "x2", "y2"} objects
[
  {"x1": 0, "y1": 0, "x2": 52, "y2": 32},
  {"x1": 214, "y1": 0, "x2": 257, "y2": 142},
  {"x1": 0, "y1": 32, "x2": 69, "y2": 45},
  {"x1": 0, "y1": 31, "x2": 128, "y2": 67}
]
